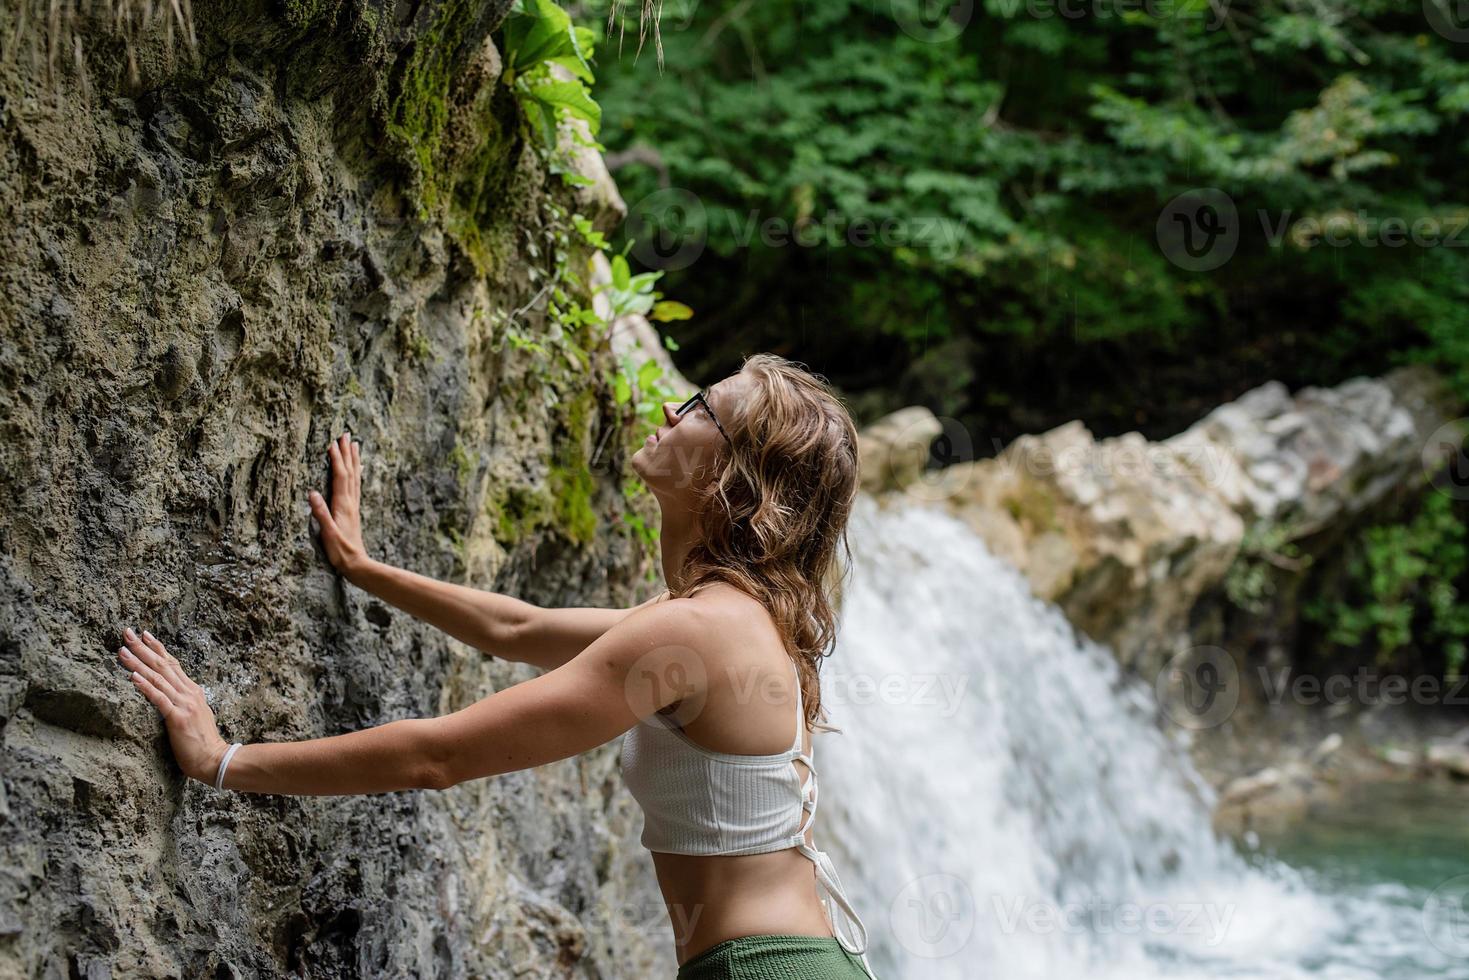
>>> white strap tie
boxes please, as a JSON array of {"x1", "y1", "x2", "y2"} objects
[
  {"x1": 792, "y1": 747, "x2": 874, "y2": 974},
  {"x1": 797, "y1": 840, "x2": 870, "y2": 957}
]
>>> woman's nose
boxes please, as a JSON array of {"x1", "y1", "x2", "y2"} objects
[{"x1": 662, "y1": 402, "x2": 680, "y2": 424}]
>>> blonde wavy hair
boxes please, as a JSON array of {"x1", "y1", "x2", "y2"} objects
[{"x1": 668, "y1": 353, "x2": 861, "y2": 734}]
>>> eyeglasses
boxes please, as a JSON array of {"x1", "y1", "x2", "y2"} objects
[{"x1": 676, "y1": 389, "x2": 732, "y2": 445}]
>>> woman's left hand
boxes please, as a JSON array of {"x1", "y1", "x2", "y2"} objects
[{"x1": 116, "y1": 628, "x2": 228, "y2": 785}]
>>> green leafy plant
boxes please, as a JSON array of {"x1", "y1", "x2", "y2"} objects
[
  {"x1": 1304, "y1": 493, "x2": 1469, "y2": 676},
  {"x1": 597, "y1": 251, "x2": 691, "y2": 425},
  {"x1": 1225, "y1": 521, "x2": 1313, "y2": 615},
  {"x1": 501, "y1": 0, "x2": 601, "y2": 160}
]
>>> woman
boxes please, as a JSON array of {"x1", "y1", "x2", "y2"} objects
[{"x1": 113, "y1": 352, "x2": 877, "y2": 979}]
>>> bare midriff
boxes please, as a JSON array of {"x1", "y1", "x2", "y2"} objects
[{"x1": 650, "y1": 845, "x2": 837, "y2": 967}]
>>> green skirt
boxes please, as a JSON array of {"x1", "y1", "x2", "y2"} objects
[{"x1": 675, "y1": 934, "x2": 876, "y2": 980}]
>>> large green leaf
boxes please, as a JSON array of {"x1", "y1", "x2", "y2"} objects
[{"x1": 503, "y1": 0, "x2": 589, "y2": 78}]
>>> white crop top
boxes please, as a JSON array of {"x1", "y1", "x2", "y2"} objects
[{"x1": 618, "y1": 660, "x2": 873, "y2": 963}]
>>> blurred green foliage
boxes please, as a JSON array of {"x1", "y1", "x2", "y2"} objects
[
  {"x1": 584, "y1": 0, "x2": 1469, "y2": 669},
  {"x1": 589, "y1": 0, "x2": 1468, "y2": 441},
  {"x1": 1305, "y1": 492, "x2": 1469, "y2": 676}
]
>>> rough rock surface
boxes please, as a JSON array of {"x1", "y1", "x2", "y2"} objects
[
  {"x1": 859, "y1": 366, "x2": 1461, "y2": 677},
  {"x1": 0, "y1": 2, "x2": 676, "y2": 977}
]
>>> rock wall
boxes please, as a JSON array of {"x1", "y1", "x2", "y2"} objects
[{"x1": 0, "y1": 1, "x2": 674, "y2": 976}]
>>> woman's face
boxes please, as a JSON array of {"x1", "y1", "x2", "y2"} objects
[{"x1": 632, "y1": 373, "x2": 750, "y2": 501}]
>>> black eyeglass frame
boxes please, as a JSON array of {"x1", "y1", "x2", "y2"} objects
[{"x1": 676, "y1": 390, "x2": 733, "y2": 445}]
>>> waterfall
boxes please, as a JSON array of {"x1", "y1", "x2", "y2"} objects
[{"x1": 816, "y1": 493, "x2": 1464, "y2": 980}]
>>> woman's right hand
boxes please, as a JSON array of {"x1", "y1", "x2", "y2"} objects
[{"x1": 308, "y1": 431, "x2": 370, "y2": 579}]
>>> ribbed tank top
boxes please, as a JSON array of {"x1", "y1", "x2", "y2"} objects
[{"x1": 619, "y1": 660, "x2": 874, "y2": 971}]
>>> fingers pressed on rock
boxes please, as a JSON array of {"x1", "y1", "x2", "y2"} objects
[
  {"x1": 121, "y1": 644, "x2": 171, "y2": 696},
  {"x1": 121, "y1": 643, "x2": 181, "y2": 705},
  {"x1": 142, "y1": 632, "x2": 194, "y2": 692},
  {"x1": 124, "y1": 633, "x2": 184, "y2": 694},
  {"x1": 132, "y1": 671, "x2": 176, "y2": 717}
]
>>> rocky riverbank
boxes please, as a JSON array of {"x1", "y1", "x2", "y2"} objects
[{"x1": 857, "y1": 368, "x2": 1469, "y2": 828}]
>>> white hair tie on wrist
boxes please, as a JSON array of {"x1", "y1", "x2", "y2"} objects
[{"x1": 215, "y1": 742, "x2": 244, "y2": 790}]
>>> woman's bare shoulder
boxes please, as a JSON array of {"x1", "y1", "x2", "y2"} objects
[
  {"x1": 684, "y1": 580, "x2": 765, "y2": 617},
  {"x1": 684, "y1": 583, "x2": 789, "y2": 670}
]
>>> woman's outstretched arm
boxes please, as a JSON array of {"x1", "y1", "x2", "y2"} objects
[
  {"x1": 307, "y1": 430, "x2": 668, "y2": 669},
  {"x1": 113, "y1": 599, "x2": 706, "y2": 795},
  {"x1": 422, "y1": 597, "x2": 706, "y2": 788},
  {"x1": 114, "y1": 627, "x2": 441, "y2": 794},
  {"x1": 347, "y1": 559, "x2": 670, "y2": 670}
]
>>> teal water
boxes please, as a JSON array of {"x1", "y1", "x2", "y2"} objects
[{"x1": 1233, "y1": 778, "x2": 1469, "y2": 979}]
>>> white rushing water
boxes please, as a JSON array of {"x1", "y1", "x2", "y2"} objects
[{"x1": 815, "y1": 493, "x2": 1469, "y2": 980}]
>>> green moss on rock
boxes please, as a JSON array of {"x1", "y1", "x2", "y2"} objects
[
  {"x1": 550, "y1": 461, "x2": 597, "y2": 547},
  {"x1": 283, "y1": 0, "x2": 339, "y2": 29},
  {"x1": 548, "y1": 386, "x2": 600, "y2": 548},
  {"x1": 385, "y1": 0, "x2": 471, "y2": 211},
  {"x1": 448, "y1": 439, "x2": 477, "y2": 489},
  {"x1": 491, "y1": 482, "x2": 554, "y2": 546}
]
